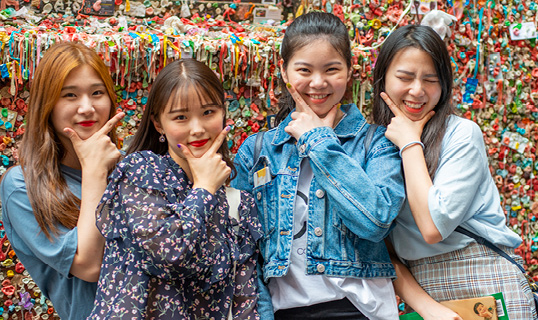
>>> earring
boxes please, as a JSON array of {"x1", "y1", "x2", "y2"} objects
[{"x1": 159, "y1": 132, "x2": 166, "y2": 143}]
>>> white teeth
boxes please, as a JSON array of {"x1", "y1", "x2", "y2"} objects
[
  {"x1": 403, "y1": 101, "x2": 423, "y2": 109},
  {"x1": 310, "y1": 94, "x2": 328, "y2": 99}
]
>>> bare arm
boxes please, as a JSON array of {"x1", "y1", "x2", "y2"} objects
[
  {"x1": 399, "y1": 143, "x2": 440, "y2": 244},
  {"x1": 386, "y1": 240, "x2": 462, "y2": 320},
  {"x1": 381, "y1": 93, "x2": 442, "y2": 244},
  {"x1": 66, "y1": 112, "x2": 124, "y2": 281}
]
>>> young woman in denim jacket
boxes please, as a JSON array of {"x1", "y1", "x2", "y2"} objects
[
  {"x1": 373, "y1": 25, "x2": 536, "y2": 320},
  {"x1": 232, "y1": 12, "x2": 406, "y2": 320}
]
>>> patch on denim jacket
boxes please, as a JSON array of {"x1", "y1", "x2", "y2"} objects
[{"x1": 254, "y1": 166, "x2": 271, "y2": 187}]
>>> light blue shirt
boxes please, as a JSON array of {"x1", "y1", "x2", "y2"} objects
[
  {"x1": 0, "y1": 165, "x2": 97, "y2": 320},
  {"x1": 391, "y1": 115, "x2": 521, "y2": 261}
]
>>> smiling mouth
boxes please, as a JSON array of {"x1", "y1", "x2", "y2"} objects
[
  {"x1": 308, "y1": 94, "x2": 330, "y2": 99},
  {"x1": 189, "y1": 139, "x2": 209, "y2": 147},
  {"x1": 78, "y1": 121, "x2": 96, "y2": 127},
  {"x1": 403, "y1": 101, "x2": 424, "y2": 113}
]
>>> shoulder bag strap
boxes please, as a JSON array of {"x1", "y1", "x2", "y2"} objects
[
  {"x1": 364, "y1": 124, "x2": 378, "y2": 161},
  {"x1": 253, "y1": 131, "x2": 265, "y2": 166},
  {"x1": 454, "y1": 226, "x2": 526, "y2": 274}
]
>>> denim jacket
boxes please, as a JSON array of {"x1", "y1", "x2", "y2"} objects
[{"x1": 231, "y1": 104, "x2": 405, "y2": 317}]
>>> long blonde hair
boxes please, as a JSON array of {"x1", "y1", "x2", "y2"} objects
[{"x1": 19, "y1": 42, "x2": 117, "y2": 239}]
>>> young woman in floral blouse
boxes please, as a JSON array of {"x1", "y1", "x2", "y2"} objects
[{"x1": 88, "y1": 59, "x2": 263, "y2": 319}]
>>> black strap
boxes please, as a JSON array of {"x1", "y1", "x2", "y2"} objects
[
  {"x1": 293, "y1": 221, "x2": 307, "y2": 240},
  {"x1": 253, "y1": 131, "x2": 265, "y2": 165},
  {"x1": 364, "y1": 124, "x2": 378, "y2": 161},
  {"x1": 455, "y1": 226, "x2": 526, "y2": 274}
]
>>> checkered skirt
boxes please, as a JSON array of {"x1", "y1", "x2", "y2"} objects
[{"x1": 406, "y1": 241, "x2": 537, "y2": 320}]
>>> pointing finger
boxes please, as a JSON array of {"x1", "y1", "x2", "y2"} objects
[
  {"x1": 97, "y1": 112, "x2": 125, "y2": 136},
  {"x1": 176, "y1": 143, "x2": 194, "y2": 159},
  {"x1": 419, "y1": 110, "x2": 435, "y2": 127},
  {"x1": 286, "y1": 83, "x2": 310, "y2": 114},
  {"x1": 380, "y1": 92, "x2": 403, "y2": 117},
  {"x1": 63, "y1": 127, "x2": 81, "y2": 144},
  {"x1": 206, "y1": 125, "x2": 231, "y2": 155},
  {"x1": 321, "y1": 104, "x2": 339, "y2": 127}
]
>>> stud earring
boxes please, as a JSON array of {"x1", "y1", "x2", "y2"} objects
[{"x1": 159, "y1": 132, "x2": 166, "y2": 143}]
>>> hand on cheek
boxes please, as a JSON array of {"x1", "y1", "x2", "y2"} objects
[
  {"x1": 176, "y1": 126, "x2": 231, "y2": 195},
  {"x1": 64, "y1": 112, "x2": 125, "y2": 172},
  {"x1": 284, "y1": 83, "x2": 338, "y2": 140},
  {"x1": 381, "y1": 92, "x2": 434, "y2": 149}
]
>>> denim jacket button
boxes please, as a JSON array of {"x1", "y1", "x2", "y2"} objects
[
  {"x1": 314, "y1": 227, "x2": 323, "y2": 237},
  {"x1": 256, "y1": 192, "x2": 262, "y2": 200},
  {"x1": 299, "y1": 144, "x2": 306, "y2": 153},
  {"x1": 315, "y1": 189, "x2": 325, "y2": 198},
  {"x1": 316, "y1": 264, "x2": 325, "y2": 273}
]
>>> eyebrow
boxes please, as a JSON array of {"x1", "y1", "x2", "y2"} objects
[
  {"x1": 167, "y1": 104, "x2": 221, "y2": 113},
  {"x1": 396, "y1": 70, "x2": 439, "y2": 78},
  {"x1": 292, "y1": 61, "x2": 344, "y2": 68},
  {"x1": 61, "y1": 83, "x2": 106, "y2": 91}
]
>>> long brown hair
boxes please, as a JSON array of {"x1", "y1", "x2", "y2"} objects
[
  {"x1": 127, "y1": 58, "x2": 236, "y2": 179},
  {"x1": 19, "y1": 42, "x2": 117, "y2": 239},
  {"x1": 372, "y1": 25, "x2": 455, "y2": 178}
]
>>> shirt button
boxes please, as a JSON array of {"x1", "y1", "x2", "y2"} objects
[
  {"x1": 257, "y1": 192, "x2": 262, "y2": 200},
  {"x1": 299, "y1": 144, "x2": 306, "y2": 153},
  {"x1": 314, "y1": 227, "x2": 323, "y2": 237},
  {"x1": 316, "y1": 264, "x2": 325, "y2": 273},
  {"x1": 315, "y1": 189, "x2": 325, "y2": 198}
]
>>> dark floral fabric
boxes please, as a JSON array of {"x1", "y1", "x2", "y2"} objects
[{"x1": 88, "y1": 151, "x2": 263, "y2": 320}]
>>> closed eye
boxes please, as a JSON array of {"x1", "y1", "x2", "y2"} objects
[{"x1": 327, "y1": 67, "x2": 341, "y2": 72}]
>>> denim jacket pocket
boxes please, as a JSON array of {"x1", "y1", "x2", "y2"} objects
[
  {"x1": 252, "y1": 181, "x2": 277, "y2": 235},
  {"x1": 331, "y1": 209, "x2": 348, "y2": 234}
]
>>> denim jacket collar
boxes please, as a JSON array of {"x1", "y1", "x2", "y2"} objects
[{"x1": 271, "y1": 104, "x2": 367, "y2": 146}]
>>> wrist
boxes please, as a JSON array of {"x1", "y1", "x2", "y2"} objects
[
  {"x1": 399, "y1": 141, "x2": 424, "y2": 157},
  {"x1": 82, "y1": 167, "x2": 109, "y2": 178},
  {"x1": 192, "y1": 184, "x2": 218, "y2": 195}
]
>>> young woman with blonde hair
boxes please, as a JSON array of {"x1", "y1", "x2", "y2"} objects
[{"x1": 0, "y1": 42, "x2": 124, "y2": 319}]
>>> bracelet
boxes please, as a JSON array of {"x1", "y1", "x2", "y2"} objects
[{"x1": 399, "y1": 141, "x2": 425, "y2": 157}]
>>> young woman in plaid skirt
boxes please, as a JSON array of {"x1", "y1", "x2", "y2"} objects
[{"x1": 373, "y1": 24, "x2": 537, "y2": 320}]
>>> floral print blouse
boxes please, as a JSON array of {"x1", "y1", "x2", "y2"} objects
[{"x1": 88, "y1": 151, "x2": 263, "y2": 320}]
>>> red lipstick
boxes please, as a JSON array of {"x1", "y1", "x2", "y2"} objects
[
  {"x1": 189, "y1": 139, "x2": 209, "y2": 147},
  {"x1": 78, "y1": 121, "x2": 96, "y2": 127}
]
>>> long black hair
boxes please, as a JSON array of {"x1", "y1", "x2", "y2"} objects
[
  {"x1": 372, "y1": 24, "x2": 455, "y2": 177},
  {"x1": 275, "y1": 12, "x2": 352, "y2": 125}
]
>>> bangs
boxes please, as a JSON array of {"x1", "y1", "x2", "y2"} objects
[{"x1": 167, "y1": 81, "x2": 223, "y2": 112}]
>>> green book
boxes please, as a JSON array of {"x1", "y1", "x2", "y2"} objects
[{"x1": 399, "y1": 292, "x2": 509, "y2": 320}]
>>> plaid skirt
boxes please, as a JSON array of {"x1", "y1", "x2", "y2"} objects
[{"x1": 405, "y1": 241, "x2": 537, "y2": 320}]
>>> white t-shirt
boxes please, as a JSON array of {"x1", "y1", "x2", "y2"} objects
[{"x1": 268, "y1": 159, "x2": 399, "y2": 320}]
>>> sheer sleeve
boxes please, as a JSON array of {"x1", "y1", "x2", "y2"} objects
[{"x1": 97, "y1": 151, "x2": 218, "y2": 279}]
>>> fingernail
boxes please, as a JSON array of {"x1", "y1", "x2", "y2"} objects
[
  {"x1": 225, "y1": 125, "x2": 231, "y2": 132},
  {"x1": 177, "y1": 144, "x2": 181, "y2": 149},
  {"x1": 286, "y1": 83, "x2": 292, "y2": 89}
]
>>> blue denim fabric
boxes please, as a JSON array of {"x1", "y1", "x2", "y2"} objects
[{"x1": 231, "y1": 104, "x2": 405, "y2": 318}]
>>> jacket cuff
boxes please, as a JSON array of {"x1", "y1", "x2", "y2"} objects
[{"x1": 296, "y1": 127, "x2": 338, "y2": 157}]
